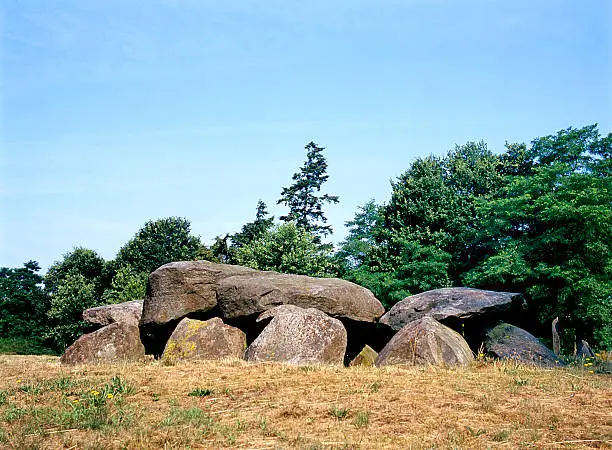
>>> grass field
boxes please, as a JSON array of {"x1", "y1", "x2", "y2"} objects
[{"x1": 0, "y1": 355, "x2": 610, "y2": 449}]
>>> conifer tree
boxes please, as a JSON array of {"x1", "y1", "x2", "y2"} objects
[{"x1": 278, "y1": 142, "x2": 339, "y2": 242}]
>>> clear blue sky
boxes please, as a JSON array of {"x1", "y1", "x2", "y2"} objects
[{"x1": 1, "y1": 0, "x2": 610, "y2": 271}]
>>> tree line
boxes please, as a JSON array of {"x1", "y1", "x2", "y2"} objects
[{"x1": 1, "y1": 126, "x2": 610, "y2": 354}]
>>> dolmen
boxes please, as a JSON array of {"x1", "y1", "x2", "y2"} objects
[{"x1": 60, "y1": 261, "x2": 563, "y2": 368}]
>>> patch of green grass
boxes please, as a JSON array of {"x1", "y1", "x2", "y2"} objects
[
  {"x1": 329, "y1": 405, "x2": 350, "y2": 420},
  {"x1": 102, "y1": 375, "x2": 135, "y2": 396},
  {"x1": 3, "y1": 404, "x2": 28, "y2": 422},
  {"x1": 514, "y1": 378, "x2": 529, "y2": 386},
  {"x1": 188, "y1": 387, "x2": 213, "y2": 397},
  {"x1": 257, "y1": 415, "x2": 268, "y2": 433},
  {"x1": 0, "y1": 337, "x2": 57, "y2": 356},
  {"x1": 48, "y1": 377, "x2": 75, "y2": 392},
  {"x1": 491, "y1": 429, "x2": 511, "y2": 442},
  {"x1": 19, "y1": 384, "x2": 42, "y2": 395},
  {"x1": 369, "y1": 381, "x2": 382, "y2": 393},
  {"x1": 161, "y1": 406, "x2": 214, "y2": 429},
  {"x1": 0, "y1": 390, "x2": 7, "y2": 406},
  {"x1": 353, "y1": 411, "x2": 369, "y2": 428},
  {"x1": 466, "y1": 426, "x2": 487, "y2": 437}
]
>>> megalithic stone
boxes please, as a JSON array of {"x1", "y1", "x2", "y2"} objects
[{"x1": 552, "y1": 317, "x2": 560, "y2": 356}]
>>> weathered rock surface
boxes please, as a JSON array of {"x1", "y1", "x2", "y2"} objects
[
  {"x1": 60, "y1": 322, "x2": 145, "y2": 365},
  {"x1": 349, "y1": 345, "x2": 378, "y2": 367},
  {"x1": 141, "y1": 261, "x2": 256, "y2": 327},
  {"x1": 380, "y1": 287, "x2": 525, "y2": 331},
  {"x1": 162, "y1": 317, "x2": 246, "y2": 362},
  {"x1": 245, "y1": 305, "x2": 347, "y2": 365},
  {"x1": 217, "y1": 272, "x2": 384, "y2": 323},
  {"x1": 83, "y1": 300, "x2": 143, "y2": 327},
  {"x1": 484, "y1": 323, "x2": 563, "y2": 367},
  {"x1": 376, "y1": 316, "x2": 474, "y2": 366},
  {"x1": 576, "y1": 340, "x2": 595, "y2": 359}
]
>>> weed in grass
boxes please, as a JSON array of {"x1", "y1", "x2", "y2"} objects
[
  {"x1": 151, "y1": 393, "x2": 160, "y2": 401},
  {"x1": 0, "y1": 390, "x2": 7, "y2": 406},
  {"x1": 514, "y1": 378, "x2": 529, "y2": 386},
  {"x1": 188, "y1": 387, "x2": 214, "y2": 397},
  {"x1": 257, "y1": 415, "x2": 268, "y2": 433},
  {"x1": 466, "y1": 426, "x2": 487, "y2": 437},
  {"x1": 353, "y1": 411, "x2": 369, "y2": 428},
  {"x1": 161, "y1": 406, "x2": 214, "y2": 430},
  {"x1": 4, "y1": 404, "x2": 28, "y2": 421},
  {"x1": 0, "y1": 426, "x2": 6, "y2": 444},
  {"x1": 369, "y1": 381, "x2": 382, "y2": 393},
  {"x1": 329, "y1": 405, "x2": 350, "y2": 420},
  {"x1": 50, "y1": 377, "x2": 74, "y2": 391},
  {"x1": 491, "y1": 429, "x2": 511, "y2": 442},
  {"x1": 63, "y1": 393, "x2": 109, "y2": 429},
  {"x1": 547, "y1": 414, "x2": 560, "y2": 430},
  {"x1": 103, "y1": 375, "x2": 134, "y2": 396},
  {"x1": 19, "y1": 384, "x2": 42, "y2": 395},
  {"x1": 221, "y1": 387, "x2": 236, "y2": 400},
  {"x1": 217, "y1": 421, "x2": 244, "y2": 445}
]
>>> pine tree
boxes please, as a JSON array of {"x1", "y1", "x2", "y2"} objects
[
  {"x1": 231, "y1": 200, "x2": 275, "y2": 250},
  {"x1": 277, "y1": 142, "x2": 339, "y2": 241}
]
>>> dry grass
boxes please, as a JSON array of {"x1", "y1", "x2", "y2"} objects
[{"x1": 0, "y1": 355, "x2": 610, "y2": 449}]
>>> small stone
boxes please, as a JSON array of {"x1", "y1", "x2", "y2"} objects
[{"x1": 349, "y1": 345, "x2": 378, "y2": 367}]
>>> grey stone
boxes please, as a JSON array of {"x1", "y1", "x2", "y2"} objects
[
  {"x1": 380, "y1": 287, "x2": 526, "y2": 331},
  {"x1": 83, "y1": 299, "x2": 143, "y2": 328},
  {"x1": 376, "y1": 316, "x2": 474, "y2": 367},
  {"x1": 141, "y1": 261, "x2": 256, "y2": 327},
  {"x1": 61, "y1": 322, "x2": 145, "y2": 365},
  {"x1": 484, "y1": 323, "x2": 563, "y2": 368},
  {"x1": 217, "y1": 271, "x2": 384, "y2": 323},
  {"x1": 245, "y1": 305, "x2": 347, "y2": 365}
]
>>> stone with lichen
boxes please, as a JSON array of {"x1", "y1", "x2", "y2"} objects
[
  {"x1": 349, "y1": 345, "x2": 378, "y2": 367},
  {"x1": 162, "y1": 317, "x2": 246, "y2": 363}
]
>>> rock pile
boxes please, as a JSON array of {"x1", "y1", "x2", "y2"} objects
[{"x1": 61, "y1": 261, "x2": 562, "y2": 368}]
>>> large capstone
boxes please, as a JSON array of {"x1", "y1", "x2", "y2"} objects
[
  {"x1": 380, "y1": 287, "x2": 526, "y2": 332},
  {"x1": 141, "y1": 261, "x2": 256, "y2": 326},
  {"x1": 216, "y1": 272, "x2": 384, "y2": 322},
  {"x1": 245, "y1": 305, "x2": 347, "y2": 365},
  {"x1": 376, "y1": 316, "x2": 474, "y2": 367},
  {"x1": 140, "y1": 261, "x2": 256, "y2": 354}
]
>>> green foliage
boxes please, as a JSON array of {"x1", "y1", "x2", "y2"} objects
[
  {"x1": 465, "y1": 125, "x2": 612, "y2": 349},
  {"x1": 101, "y1": 265, "x2": 147, "y2": 304},
  {"x1": 45, "y1": 273, "x2": 99, "y2": 350},
  {"x1": 188, "y1": 387, "x2": 214, "y2": 397},
  {"x1": 0, "y1": 337, "x2": 57, "y2": 355},
  {"x1": 335, "y1": 200, "x2": 382, "y2": 270},
  {"x1": 234, "y1": 222, "x2": 336, "y2": 277},
  {"x1": 231, "y1": 200, "x2": 275, "y2": 250},
  {"x1": 115, "y1": 217, "x2": 203, "y2": 274},
  {"x1": 44, "y1": 247, "x2": 107, "y2": 296},
  {"x1": 209, "y1": 201, "x2": 275, "y2": 265},
  {"x1": 0, "y1": 261, "x2": 50, "y2": 339},
  {"x1": 278, "y1": 142, "x2": 339, "y2": 241},
  {"x1": 339, "y1": 142, "x2": 501, "y2": 306}
]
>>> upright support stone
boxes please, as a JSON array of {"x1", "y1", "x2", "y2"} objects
[{"x1": 552, "y1": 317, "x2": 560, "y2": 356}]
